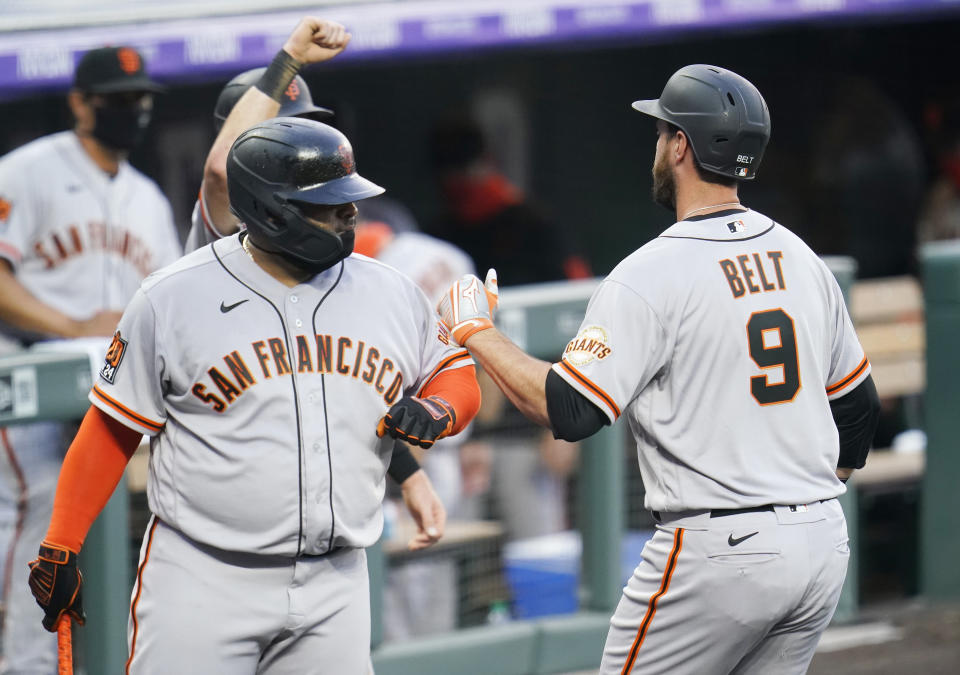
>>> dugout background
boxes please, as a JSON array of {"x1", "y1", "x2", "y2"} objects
[{"x1": 1, "y1": 14, "x2": 956, "y2": 280}]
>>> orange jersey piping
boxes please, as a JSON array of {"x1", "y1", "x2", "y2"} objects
[
  {"x1": 826, "y1": 356, "x2": 869, "y2": 396},
  {"x1": 558, "y1": 360, "x2": 621, "y2": 419},
  {"x1": 125, "y1": 517, "x2": 159, "y2": 674},
  {"x1": 621, "y1": 528, "x2": 684, "y2": 674},
  {"x1": 91, "y1": 385, "x2": 163, "y2": 433}
]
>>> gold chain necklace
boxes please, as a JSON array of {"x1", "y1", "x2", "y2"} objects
[
  {"x1": 680, "y1": 201, "x2": 743, "y2": 221},
  {"x1": 241, "y1": 235, "x2": 255, "y2": 260}
]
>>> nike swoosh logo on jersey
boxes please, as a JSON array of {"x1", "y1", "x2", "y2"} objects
[
  {"x1": 66, "y1": 184, "x2": 83, "y2": 193},
  {"x1": 220, "y1": 299, "x2": 249, "y2": 313},
  {"x1": 727, "y1": 531, "x2": 759, "y2": 547}
]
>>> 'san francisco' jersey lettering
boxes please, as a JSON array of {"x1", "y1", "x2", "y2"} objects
[
  {"x1": 190, "y1": 335, "x2": 405, "y2": 411},
  {"x1": 33, "y1": 221, "x2": 156, "y2": 276}
]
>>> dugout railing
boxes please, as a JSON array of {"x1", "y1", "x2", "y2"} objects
[{"x1": 2, "y1": 250, "x2": 959, "y2": 674}]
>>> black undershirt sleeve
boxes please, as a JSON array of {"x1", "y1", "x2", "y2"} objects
[
  {"x1": 831, "y1": 374, "x2": 881, "y2": 470},
  {"x1": 386, "y1": 441, "x2": 421, "y2": 484},
  {"x1": 545, "y1": 368, "x2": 609, "y2": 442}
]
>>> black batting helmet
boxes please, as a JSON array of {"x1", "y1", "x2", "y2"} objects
[
  {"x1": 227, "y1": 118, "x2": 384, "y2": 272},
  {"x1": 213, "y1": 68, "x2": 333, "y2": 133},
  {"x1": 632, "y1": 64, "x2": 771, "y2": 180}
]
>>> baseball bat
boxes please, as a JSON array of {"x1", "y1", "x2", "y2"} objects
[{"x1": 57, "y1": 616, "x2": 73, "y2": 675}]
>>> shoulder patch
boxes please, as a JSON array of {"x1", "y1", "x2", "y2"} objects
[
  {"x1": 0, "y1": 196, "x2": 11, "y2": 223},
  {"x1": 563, "y1": 325, "x2": 612, "y2": 367},
  {"x1": 100, "y1": 331, "x2": 128, "y2": 384}
]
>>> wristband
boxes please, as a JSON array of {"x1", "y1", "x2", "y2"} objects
[
  {"x1": 387, "y1": 441, "x2": 421, "y2": 484},
  {"x1": 255, "y1": 50, "x2": 302, "y2": 102}
]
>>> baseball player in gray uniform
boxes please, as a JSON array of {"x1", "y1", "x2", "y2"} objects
[
  {"x1": 26, "y1": 118, "x2": 481, "y2": 673},
  {"x1": 0, "y1": 46, "x2": 179, "y2": 673},
  {"x1": 437, "y1": 65, "x2": 881, "y2": 674},
  {"x1": 185, "y1": 18, "x2": 448, "y2": 552}
]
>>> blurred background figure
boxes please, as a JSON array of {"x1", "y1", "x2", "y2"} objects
[
  {"x1": 425, "y1": 114, "x2": 584, "y2": 546},
  {"x1": 354, "y1": 212, "x2": 495, "y2": 639},
  {"x1": 807, "y1": 76, "x2": 925, "y2": 279},
  {"x1": 0, "y1": 45, "x2": 179, "y2": 672},
  {"x1": 426, "y1": 114, "x2": 591, "y2": 285},
  {"x1": 917, "y1": 99, "x2": 960, "y2": 247}
]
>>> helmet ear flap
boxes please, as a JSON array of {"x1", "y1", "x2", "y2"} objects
[{"x1": 261, "y1": 198, "x2": 288, "y2": 235}]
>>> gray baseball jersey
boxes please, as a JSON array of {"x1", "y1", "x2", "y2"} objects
[
  {"x1": 560, "y1": 208, "x2": 868, "y2": 674},
  {"x1": 90, "y1": 234, "x2": 471, "y2": 556},
  {"x1": 554, "y1": 208, "x2": 869, "y2": 511},
  {"x1": 0, "y1": 131, "x2": 181, "y2": 318},
  {"x1": 0, "y1": 130, "x2": 180, "y2": 674}
]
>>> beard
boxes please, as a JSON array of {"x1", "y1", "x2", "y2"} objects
[{"x1": 651, "y1": 154, "x2": 677, "y2": 212}]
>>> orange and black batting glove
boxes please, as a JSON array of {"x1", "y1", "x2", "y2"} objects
[
  {"x1": 28, "y1": 541, "x2": 86, "y2": 631},
  {"x1": 376, "y1": 396, "x2": 456, "y2": 449}
]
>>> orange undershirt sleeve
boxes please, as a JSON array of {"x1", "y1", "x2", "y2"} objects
[
  {"x1": 45, "y1": 406, "x2": 144, "y2": 553},
  {"x1": 420, "y1": 365, "x2": 481, "y2": 436}
]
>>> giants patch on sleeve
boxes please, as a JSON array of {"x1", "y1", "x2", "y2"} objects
[
  {"x1": 563, "y1": 325, "x2": 612, "y2": 366},
  {"x1": 100, "y1": 331, "x2": 128, "y2": 384}
]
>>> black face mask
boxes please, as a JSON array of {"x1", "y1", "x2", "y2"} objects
[
  {"x1": 247, "y1": 223, "x2": 355, "y2": 276},
  {"x1": 286, "y1": 228, "x2": 355, "y2": 275},
  {"x1": 91, "y1": 102, "x2": 151, "y2": 151}
]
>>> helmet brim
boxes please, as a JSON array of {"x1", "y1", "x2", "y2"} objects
[
  {"x1": 287, "y1": 172, "x2": 385, "y2": 206},
  {"x1": 631, "y1": 98, "x2": 669, "y2": 121},
  {"x1": 291, "y1": 105, "x2": 335, "y2": 121},
  {"x1": 81, "y1": 76, "x2": 166, "y2": 94}
]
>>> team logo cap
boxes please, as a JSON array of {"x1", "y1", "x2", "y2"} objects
[{"x1": 73, "y1": 46, "x2": 165, "y2": 95}]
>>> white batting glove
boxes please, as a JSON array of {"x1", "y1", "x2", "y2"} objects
[{"x1": 436, "y1": 269, "x2": 499, "y2": 347}]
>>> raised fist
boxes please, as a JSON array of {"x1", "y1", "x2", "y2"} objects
[{"x1": 283, "y1": 17, "x2": 351, "y2": 64}]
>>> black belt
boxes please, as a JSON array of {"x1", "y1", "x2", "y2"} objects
[
  {"x1": 709, "y1": 505, "x2": 775, "y2": 518},
  {"x1": 651, "y1": 504, "x2": 774, "y2": 521},
  {"x1": 653, "y1": 501, "x2": 830, "y2": 522}
]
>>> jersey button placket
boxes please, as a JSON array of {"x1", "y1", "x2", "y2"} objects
[
  {"x1": 290, "y1": 295, "x2": 303, "y2": 328},
  {"x1": 303, "y1": 386, "x2": 330, "y2": 524}
]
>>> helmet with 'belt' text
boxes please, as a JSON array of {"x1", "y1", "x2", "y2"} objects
[{"x1": 632, "y1": 64, "x2": 771, "y2": 180}]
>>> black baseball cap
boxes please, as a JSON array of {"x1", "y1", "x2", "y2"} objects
[{"x1": 73, "y1": 46, "x2": 164, "y2": 94}]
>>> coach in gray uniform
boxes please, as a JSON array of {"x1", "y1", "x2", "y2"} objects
[{"x1": 437, "y1": 64, "x2": 881, "y2": 674}]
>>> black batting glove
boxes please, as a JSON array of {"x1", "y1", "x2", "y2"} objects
[
  {"x1": 376, "y1": 395, "x2": 456, "y2": 449},
  {"x1": 28, "y1": 542, "x2": 86, "y2": 632}
]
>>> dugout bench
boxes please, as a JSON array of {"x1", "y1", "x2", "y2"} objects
[{"x1": 3, "y1": 247, "x2": 959, "y2": 675}]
